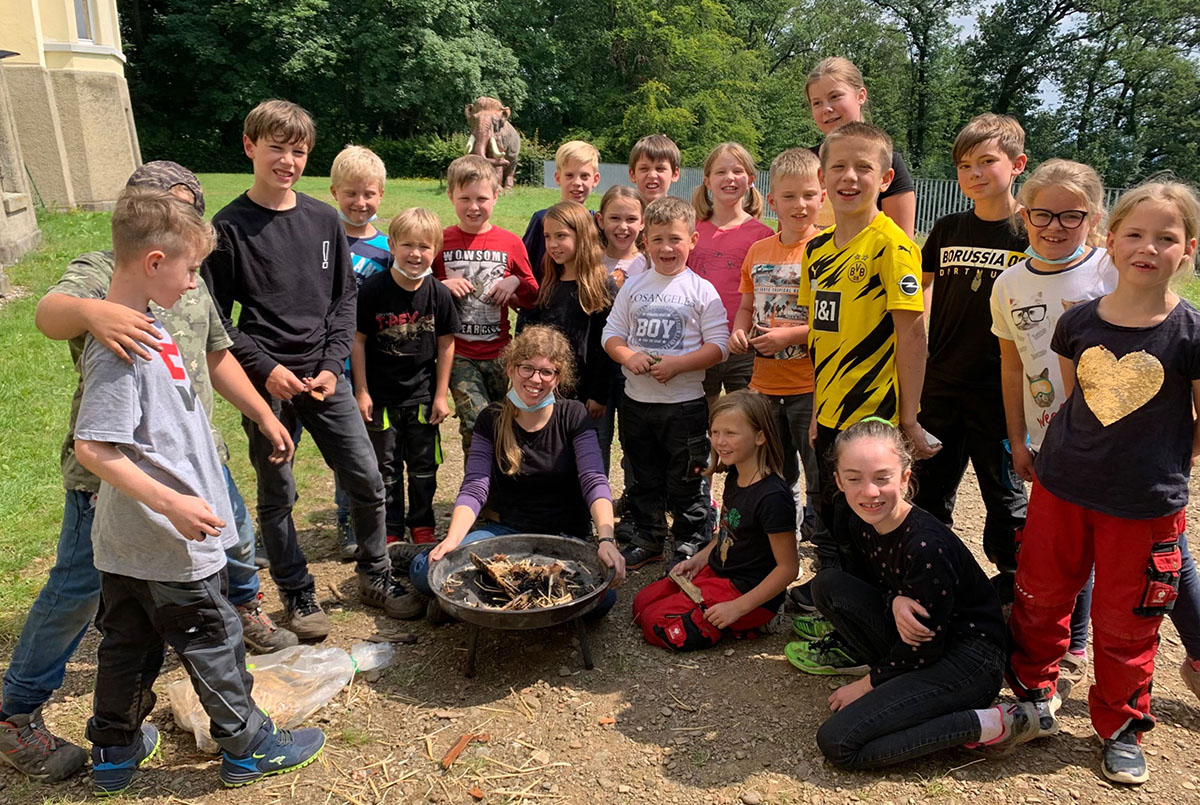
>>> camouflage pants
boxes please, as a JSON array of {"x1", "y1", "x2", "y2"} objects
[{"x1": 449, "y1": 355, "x2": 509, "y2": 454}]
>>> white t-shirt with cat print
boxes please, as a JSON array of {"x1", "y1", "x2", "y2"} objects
[{"x1": 990, "y1": 246, "x2": 1117, "y2": 449}]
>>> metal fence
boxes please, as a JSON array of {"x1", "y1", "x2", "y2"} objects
[{"x1": 543, "y1": 161, "x2": 1126, "y2": 235}]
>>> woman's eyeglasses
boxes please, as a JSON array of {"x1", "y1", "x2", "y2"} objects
[
  {"x1": 515, "y1": 364, "x2": 558, "y2": 380},
  {"x1": 1026, "y1": 208, "x2": 1088, "y2": 229}
]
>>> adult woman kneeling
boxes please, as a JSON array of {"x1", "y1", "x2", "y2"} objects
[{"x1": 409, "y1": 325, "x2": 626, "y2": 617}]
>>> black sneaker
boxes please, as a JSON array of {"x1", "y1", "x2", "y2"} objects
[
  {"x1": 388, "y1": 542, "x2": 426, "y2": 577},
  {"x1": 614, "y1": 519, "x2": 637, "y2": 546},
  {"x1": 358, "y1": 572, "x2": 425, "y2": 620},
  {"x1": 620, "y1": 543, "x2": 664, "y2": 570},
  {"x1": 92, "y1": 723, "x2": 160, "y2": 796},
  {"x1": 0, "y1": 705, "x2": 88, "y2": 782},
  {"x1": 282, "y1": 586, "x2": 330, "y2": 641},
  {"x1": 1102, "y1": 729, "x2": 1148, "y2": 785},
  {"x1": 788, "y1": 580, "x2": 817, "y2": 613}
]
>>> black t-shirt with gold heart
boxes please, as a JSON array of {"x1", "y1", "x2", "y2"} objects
[{"x1": 1037, "y1": 297, "x2": 1200, "y2": 518}]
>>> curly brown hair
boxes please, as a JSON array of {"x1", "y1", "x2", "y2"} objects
[{"x1": 494, "y1": 326, "x2": 577, "y2": 475}]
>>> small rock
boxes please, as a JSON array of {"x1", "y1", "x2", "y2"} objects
[
  {"x1": 725, "y1": 649, "x2": 735, "y2": 656},
  {"x1": 735, "y1": 750, "x2": 748, "y2": 760},
  {"x1": 740, "y1": 791, "x2": 764, "y2": 805},
  {"x1": 432, "y1": 709, "x2": 463, "y2": 719},
  {"x1": 558, "y1": 666, "x2": 573, "y2": 677},
  {"x1": 1184, "y1": 781, "x2": 1197, "y2": 791},
  {"x1": 619, "y1": 785, "x2": 633, "y2": 794},
  {"x1": 531, "y1": 750, "x2": 551, "y2": 766},
  {"x1": 598, "y1": 776, "x2": 615, "y2": 790},
  {"x1": 569, "y1": 740, "x2": 584, "y2": 749},
  {"x1": 661, "y1": 706, "x2": 674, "y2": 717}
]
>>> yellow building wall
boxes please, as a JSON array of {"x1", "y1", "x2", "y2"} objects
[
  {"x1": 1, "y1": 0, "x2": 140, "y2": 209},
  {"x1": 3, "y1": 0, "x2": 46, "y2": 68}
]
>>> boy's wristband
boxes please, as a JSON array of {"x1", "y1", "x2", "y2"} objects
[{"x1": 598, "y1": 537, "x2": 616, "y2": 546}]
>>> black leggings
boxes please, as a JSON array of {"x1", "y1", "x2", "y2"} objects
[{"x1": 812, "y1": 568, "x2": 1004, "y2": 770}]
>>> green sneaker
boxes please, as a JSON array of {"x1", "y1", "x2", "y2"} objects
[
  {"x1": 785, "y1": 635, "x2": 870, "y2": 677},
  {"x1": 792, "y1": 613, "x2": 835, "y2": 641}
]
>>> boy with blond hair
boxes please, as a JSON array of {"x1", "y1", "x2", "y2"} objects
[
  {"x1": 628, "y1": 135, "x2": 682, "y2": 201},
  {"x1": 915, "y1": 113, "x2": 1029, "y2": 601},
  {"x1": 523, "y1": 140, "x2": 601, "y2": 281},
  {"x1": 729, "y1": 148, "x2": 825, "y2": 537},
  {"x1": 352, "y1": 208, "x2": 458, "y2": 549},
  {"x1": 204, "y1": 100, "x2": 422, "y2": 640},
  {"x1": 436, "y1": 154, "x2": 539, "y2": 453},
  {"x1": 76, "y1": 188, "x2": 324, "y2": 794},
  {"x1": 329, "y1": 144, "x2": 394, "y2": 558},
  {"x1": 789, "y1": 123, "x2": 936, "y2": 638},
  {"x1": 603, "y1": 196, "x2": 729, "y2": 569}
]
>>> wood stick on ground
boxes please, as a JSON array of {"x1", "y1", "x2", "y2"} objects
[{"x1": 441, "y1": 733, "x2": 477, "y2": 769}]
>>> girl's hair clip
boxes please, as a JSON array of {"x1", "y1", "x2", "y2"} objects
[{"x1": 858, "y1": 416, "x2": 895, "y2": 427}]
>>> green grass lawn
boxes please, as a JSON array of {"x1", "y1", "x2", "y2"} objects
[{"x1": 0, "y1": 176, "x2": 561, "y2": 644}]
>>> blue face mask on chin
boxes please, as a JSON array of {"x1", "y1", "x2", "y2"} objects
[
  {"x1": 506, "y1": 388, "x2": 555, "y2": 412},
  {"x1": 338, "y1": 210, "x2": 378, "y2": 226},
  {"x1": 1024, "y1": 244, "x2": 1086, "y2": 266}
]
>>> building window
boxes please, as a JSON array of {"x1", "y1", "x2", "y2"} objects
[{"x1": 74, "y1": 0, "x2": 95, "y2": 41}]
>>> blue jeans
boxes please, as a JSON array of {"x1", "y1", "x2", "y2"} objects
[
  {"x1": 1172, "y1": 532, "x2": 1200, "y2": 658},
  {"x1": 409, "y1": 523, "x2": 617, "y2": 618},
  {"x1": 222, "y1": 464, "x2": 261, "y2": 607},
  {"x1": 2, "y1": 472, "x2": 260, "y2": 718}
]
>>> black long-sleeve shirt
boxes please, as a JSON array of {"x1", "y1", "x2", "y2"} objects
[
  {"x1": 846, "y1": 505, "x2": 1005, "y2": 687},
  {"x1": 517, "y1": 278, "x2": 615, "y2": 405},
  {"x1": 201, "y1": 192, "x2": 356, "y2": 385}
]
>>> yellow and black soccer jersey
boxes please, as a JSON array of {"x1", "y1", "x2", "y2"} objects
[{"x1": 798, "y1": 212, "x2": 923, "y2": 429}]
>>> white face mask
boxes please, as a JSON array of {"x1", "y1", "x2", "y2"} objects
[
  {"x1": 338, "y1": 209, "x2": 378, "y2": 226},
  {"x1": 397, "y1": 265, "x2": 433, "y2": 280},
  {"x1": 1024, "y1": 244, "x2": 1087, "y2": 266}
]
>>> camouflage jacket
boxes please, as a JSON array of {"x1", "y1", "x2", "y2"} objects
[{"x1": 56, "y1": 251, "x2": 233, "y2": 493}]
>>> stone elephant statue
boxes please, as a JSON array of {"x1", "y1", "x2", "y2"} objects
[{"x1": 465, "y1": 97, "x2": 521, "y2": 190}]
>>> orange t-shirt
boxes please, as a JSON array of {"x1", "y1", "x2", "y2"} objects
[{"x1": 737, "y1": 232, "x2": 818, "y2": 395}]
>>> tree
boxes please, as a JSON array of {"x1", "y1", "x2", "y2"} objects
[{"x1": 119, "y1": 0, "x2": 526, "y2": 171}]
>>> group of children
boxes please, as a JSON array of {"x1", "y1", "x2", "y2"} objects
[{"x1": 3, "y1": 51, "x2": 1200, "y2": 795}]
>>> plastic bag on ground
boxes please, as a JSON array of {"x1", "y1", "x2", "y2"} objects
[
  {"x1": 350, "y1": 641, "x2": 395, "y2": 672},
  {"x1": 168, "y1": 644, "x2": 355, "y2": 753}
]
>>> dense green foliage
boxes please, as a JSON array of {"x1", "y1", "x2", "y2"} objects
[{"x1": 120, "y1": 0, "x2": 1200, "y2": 183}]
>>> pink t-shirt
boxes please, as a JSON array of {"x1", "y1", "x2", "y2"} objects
[{"x1": 690, "y1": 218, "x2": 775, "y2": 326}]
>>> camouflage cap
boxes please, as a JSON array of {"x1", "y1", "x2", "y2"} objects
[{"x1": 125, "y1": 161, "x2": 205, "y2": 216}]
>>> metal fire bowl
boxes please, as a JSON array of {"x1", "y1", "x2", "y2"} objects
[{"x1": 429, "y1": 534, "x2": 615, "y2": 630}]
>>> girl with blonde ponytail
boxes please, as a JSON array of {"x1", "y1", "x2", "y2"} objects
[{"x1": 408, "y1": 326, "x2": 626, "y2": 618}]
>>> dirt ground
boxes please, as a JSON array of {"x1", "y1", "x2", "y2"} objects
[{"x1": 4, "y1": 425, "x2": 1200, "y2": 805}]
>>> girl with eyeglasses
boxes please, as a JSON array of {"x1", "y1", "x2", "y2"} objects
[
  {"x1": 407, "y1": 326, "x2": 626, "y2": 618},
  {"x1": 989, "y1": 158, "x2": 1114, "y2": 704}
]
